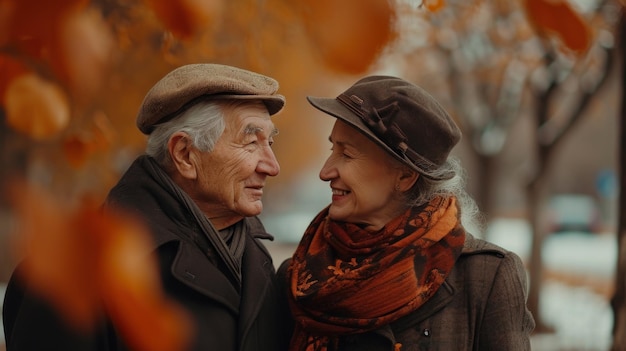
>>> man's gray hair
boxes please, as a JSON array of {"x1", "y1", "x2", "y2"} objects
[{"x1": 145, "y1": 100, "x2": 226, "y2": 170}]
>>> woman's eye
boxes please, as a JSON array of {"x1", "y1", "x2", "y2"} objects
[{"x1": 329, "y1": 147, "x2": 351, "y2": 158}]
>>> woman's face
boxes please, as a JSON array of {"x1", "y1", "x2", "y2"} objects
[{"x1": 319, "y1": 120, "x2": 412, "y2": 231}]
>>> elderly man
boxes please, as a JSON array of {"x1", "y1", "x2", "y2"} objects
[{"x1": 3, "y1": 63, "x2": 289, "y2": 351}]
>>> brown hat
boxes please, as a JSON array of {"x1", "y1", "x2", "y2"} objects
[
  {"x1": 136, "y1": 63, "x2": 286, "y2": 134},
  {"x1": 307, "y1": 76, "x2": 461, "y2": 180}
]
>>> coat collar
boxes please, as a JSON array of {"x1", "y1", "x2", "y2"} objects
[
  {"x1": 106, "y1": 156, "x2": 276, "y2": 319},
  {"x1": 461, "y1": 232, "x2": 508, "y2": 256},
  {"x1": 238, "y1": 229, "x2": 275, "y2": 341},
  {"x1": 168, "y1": 217, "x2": 275, "y2": 313}
]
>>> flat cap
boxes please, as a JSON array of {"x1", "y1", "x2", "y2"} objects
[{"x1": 136, "y1": 63, "x2": 286, "y2": 134}]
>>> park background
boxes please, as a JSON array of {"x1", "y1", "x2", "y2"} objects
[{"x1": 0, "y1": 0, "x2": 624, "y2": 350}]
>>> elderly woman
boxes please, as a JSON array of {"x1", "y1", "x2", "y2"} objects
[{"x1": 278, "y1": 76, "x2": 535, "y2": 351}]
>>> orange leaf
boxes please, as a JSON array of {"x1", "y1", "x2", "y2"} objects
[
  {"x1": 3, "y1": 0, "x2": 89, "y2": 61},
  {"x1": 62, "y1": 112, "x2": 117, "y2": 168},
  {"x1": 51, "y1": 7, "x2": 114, "y2": 104},
  {"x1": 91, "y1": 111, "x2": 117, "y2": 150},
  {"x1": 524, "y1": 0, "x2": 592, "y2": 54},
  {"x1": 8, "y1": 182, "x2": 192, "y2": 350},
  {"x1": 3, "y1": 73, "x2": 70, "y2": 140},
  {"x1": 8, "y1": 181, "x2": 101, "y2": 330},
  {"x1": 92, "y1": 210, "x2": 192, "y2": 351},
  {"x1": 144, "y1": 0, "x2": 223, "y2": 39},
  {"x1": 63, "y1": 134, "x2": 94, "y2": 168},
  {"x1": 424, "y1": 0, "x2": 445, "y2": 12},
  {"x1": 0, "y1": 1, "x2": 11, "y2": 47},
  {"x1": 0, "y1": 54, "x2": 29, "y2": 102},
  {"x1": 297, "y1": 0, "x2": 397, "y2": 74}
]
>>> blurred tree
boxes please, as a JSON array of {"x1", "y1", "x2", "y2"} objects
[
  {"x1": 386, "y1": 0, "x2": 619, "y2": 331},
  {"x1": 612, "y1": 8, "x2": 626, "y2": 351},
  {"x1": 522, "y1": 0, "x2": 618, "y2": 332},
  {"x1": 0, "y1": 0, "x2": 624, "y2": 345}
]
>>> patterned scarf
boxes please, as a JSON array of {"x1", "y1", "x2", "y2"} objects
[{"x1": 286, "y1": 196, "x2": 466, "y2": 351}]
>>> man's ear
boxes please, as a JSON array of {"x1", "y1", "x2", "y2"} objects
[
  {"x1": 168, "y1": 132, "x2": 197, "y2": 180},
  {"x1": 397, "y1": 168, "x2": 419, "y2": 192}
]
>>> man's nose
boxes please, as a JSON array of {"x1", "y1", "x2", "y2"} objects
[{"x1": 258, "y1": 146, "x2": 280, "y2": 176}]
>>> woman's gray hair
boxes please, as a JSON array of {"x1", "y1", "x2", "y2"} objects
[
  {"x1": 145, "y1": 99, "x2": 226, "y2": 170},
  {"x1": 405, "y1": 157, "x2": 485, "y2": 235}
]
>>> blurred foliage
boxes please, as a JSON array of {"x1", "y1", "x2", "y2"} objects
[
  {"x1": 0, "y1": 0, "x2": 620, "y2": 349},
  {"x1": 0, "y1": 0, "x2": 400, "y2": 349},
  {"x1": 0, "y1": 0, "x2": 399, "y2": 200},
  {"x1": 0, "y1": 0, "x2": 605, "y2": 196},
  {"x1": 8, "y1": 180, "x2": 192, "y2": 351}
]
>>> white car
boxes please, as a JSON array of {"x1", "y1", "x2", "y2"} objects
[{"x1": 546, "y1": 194, "x2": 601, "y2": 234}]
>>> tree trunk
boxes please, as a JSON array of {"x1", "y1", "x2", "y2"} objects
[
  {"x1": 475, "y1": 153, "x2": 495, "y2": 235},
  {"x1": 611, "y1": 12, "x2": 626, "y2": 351},
  {"x1": 526, "y1": 165, "x2": 554, "y2": 333},
  {"x1": 525, "y1": 71, "x2": 558, "y2": 332}
]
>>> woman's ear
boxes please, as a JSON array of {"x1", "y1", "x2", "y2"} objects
[
  {"x1": 168, "y1": 132, "x2": 197, "y2": 180},
  {"x1": 397, "y1": 168, "x2": 418, "y2": 192}
]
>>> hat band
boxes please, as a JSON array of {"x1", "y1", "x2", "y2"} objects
[{"x1": 336, "y1": 94, "x2": 440, "y2": 172}]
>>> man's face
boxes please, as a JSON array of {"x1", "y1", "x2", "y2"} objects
[{"x1": 191, "y1": 102, "x2": 280, "y2": 227}]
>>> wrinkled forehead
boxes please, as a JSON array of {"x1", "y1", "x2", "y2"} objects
[{"x1": 222, "y1": 101, "x2": 276, "y2": 135}]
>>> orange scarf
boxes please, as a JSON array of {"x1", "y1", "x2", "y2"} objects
[{"x1": 286, "y1": 196, "x2": 466, "y2": 351}]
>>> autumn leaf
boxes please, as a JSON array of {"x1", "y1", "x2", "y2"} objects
[
  {"x1": 144, "y1": 0, "x2": 223, "y2": 39},
  {"x1": 91, "y1": 111, "x2": 117, "y2": 150},
  {"x1": 0, "y1": 54, "x2": 28, "y2": 101},
  {"x1": 3, "y1": 72, "x2": 71, "y2": 140},
  {"x1": 8, "y1": 181, "x2": 192, "y2": 351},
  {"x1": 8, "y1": 180, "x2": 101, "y2": 330},
  {"x1": 2, "y1": 1, "x2": 112, "y2": 104},
  {"x1": 83, "y1": 204, "x2": 193, "y2": 351},
  {"x1": 296, "y1": 0, "x2": 397, "y2": 74},
  {"x1": 423, "y1": 0, "x2": 445, "y2": 12},
  {"x1": 63, "y1": 133, "x2": 94, "y2": 168},
  {"x1": 524, "y1": 0, "x2": 592, "y2": 54},
  {"x1": 51, "y1": 7, "x2": 115, "y2": 104},
  {"x1": 62, "y1": 111, "x2": 117, "y2": 168},
  {"x1": 2, "y1": 0, "x2": 89, "y2": 62}
]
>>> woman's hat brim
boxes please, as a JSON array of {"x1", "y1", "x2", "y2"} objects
[{"x1": 307, "y1": 95, "x2": 448, "y2": 180}]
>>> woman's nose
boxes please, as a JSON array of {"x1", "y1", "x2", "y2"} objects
[{"x1": 319, "y1": 157, "x2": 336, "y2": 181}]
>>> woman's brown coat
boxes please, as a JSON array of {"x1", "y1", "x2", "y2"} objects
[{"x1": 278, "y1": 233, "x2": 535, "y2": 351}]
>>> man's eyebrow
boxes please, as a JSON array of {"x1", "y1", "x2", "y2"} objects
[
  {"x1": 243, "y1": 124, "x2": 279, "y2": 137},
  {"x1": 243, "y1": 124, "x2": 261, "y2": 134}
]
